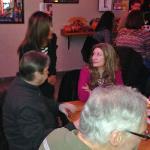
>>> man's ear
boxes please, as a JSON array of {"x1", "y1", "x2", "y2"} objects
[
  {"x1": 43, "y1": 66, "x2": 49, "y2": 74},
  {"x1": 109, "y1": 130, "x2": 123, "y2": 146}
]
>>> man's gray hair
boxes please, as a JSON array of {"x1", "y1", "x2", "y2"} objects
[{"x1": 79, "y1": 85, "x2": 147, "y2": 144}]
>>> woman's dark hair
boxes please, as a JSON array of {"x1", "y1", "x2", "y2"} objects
[
  {"x1": 95, "y1": 11, "x2": 115, "y2": 32},
  {"x1": 125, "y1": 10, "x2": 144, "y2": 29},
  {"x1": 18, "y1": 11, "x2": 52, "y2": 54}
]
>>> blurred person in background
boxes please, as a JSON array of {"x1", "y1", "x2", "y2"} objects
[
  {"x1": 81, "y1": 11, "x2": 115, "y2": 64},
  {"x1": 117, "y1": 0, "x2": 141, "y2": 31},
  {"x1": 115, "y1": 10, "x2": 150, "y2": 69}
]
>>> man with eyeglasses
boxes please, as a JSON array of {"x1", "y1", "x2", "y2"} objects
[{"x1": 39, "y1": 85, "x2": 149, "y2": 150}]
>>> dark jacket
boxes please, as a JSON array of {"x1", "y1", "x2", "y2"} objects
[
  {"x1": 115, "y1": 46, "x2": 150, "y2": 96},
  {"x1": 3, "y1": 76, "x2": 59, "y2": 150}
]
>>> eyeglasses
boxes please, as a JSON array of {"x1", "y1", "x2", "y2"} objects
[{"x1": 126, "y1": 130, "x2": 150, "y2": 140}]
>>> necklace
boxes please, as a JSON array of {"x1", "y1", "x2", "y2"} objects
[
  {"x1": 97, "y1": 77, "x2": 114, "y2": 87},
  {"x1": 97, "y1": 77, "x2": 105, "y2": 86}
]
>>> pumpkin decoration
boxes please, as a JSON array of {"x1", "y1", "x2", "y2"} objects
[
  {"x1": 89, "y1": 18, "x2": 100, "y2": 30},
  {"x1": 68, "y1": 17, "x2": 88, "y2": 26},
  {"x1": 63, "y1": 25, "x2": 72, "y2": 32},
  {"x1": 63, "y1": 16, "x2": 93, "y2": 33}
]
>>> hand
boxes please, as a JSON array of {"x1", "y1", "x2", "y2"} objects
[
  {"x1": 82, "y1": 84, "x2": 91, "y2": 93},
  {"x1": 73, "y1": 119, "x2": 80, "y2": 129},
  {"x1": 48, "y1": 75, "x2": 57, "y2": 85},
  {"x1": 147, "y1": 97, "x2": 150, "y2": 108},
  {"x1": 59, "y1": 103, "x2": 77, "y2": 117}
]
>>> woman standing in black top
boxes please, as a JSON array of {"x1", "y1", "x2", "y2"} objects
[{"x1": 18, "y1": 11, "x2": 58, "y2": 98}]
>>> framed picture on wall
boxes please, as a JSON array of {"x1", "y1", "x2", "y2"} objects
[
  {"x1": 0, "y1": 0, "x2": 24, "y2": 24},
  {"x1": 99, "y1": 0, "x2": 112, "y2": 11},
  {"x1": 39, "y1": 2, "x2": 53, "y2": 22},
  {"x1": 40, "y1": 3, "x2": 53, "y2": 16}
]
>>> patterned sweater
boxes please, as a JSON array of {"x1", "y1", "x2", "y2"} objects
[{"x1": 115, "y1": 28, "x2": 150, "y2": 60}]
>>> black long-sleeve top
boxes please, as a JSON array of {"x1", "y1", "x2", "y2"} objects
[{"x1": 18, "y1": 33, "x2": 57, "y2": 75}]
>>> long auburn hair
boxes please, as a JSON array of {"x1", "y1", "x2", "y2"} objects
[
  {"x1": 89, "y1": 43, "x2": 120, "y2": 89},
  {"x1": 18, "y1": 11, "x2": 52, "y2": 54}
]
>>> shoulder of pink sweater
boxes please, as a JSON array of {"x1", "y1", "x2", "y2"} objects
[
  {"x1": 115, "y1": 69, "x2": 121, "y2": 73},
  {"x1": 115, "y1": 69, "x2": 124, "y2": 85},
  {"x1": 115, "y1": 69, "x2": 123, "y2": 77}
]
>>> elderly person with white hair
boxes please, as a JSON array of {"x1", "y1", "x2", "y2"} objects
[{"x1": 39, "y1": 85, "x2": 149, "y2": 150}]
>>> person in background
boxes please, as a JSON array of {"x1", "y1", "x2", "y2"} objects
[
  {"x1": 92, "y1": 11, "x2": 115, "y2": 44},
  {"x1": 81, "y1": 11, "x2": 115, "y2": 64},
  {"x1": 3, "y1": 51, "x2": 76, "y2": 150},
  {"x1": 117, "y1": 0, "x2": 141, "y2": 31},
  {"x1": 39, "y1": 85, "x2": 148, "y2": 150},
  {"x1": 115, "y1": 10, "x2": 150, "y2": 68},
  {"x1": 18, "y1": 11, "x2": 58, "y2": 99},
  {"x1": 78, "y1": 43, "x2": 123, "y2": 102}
]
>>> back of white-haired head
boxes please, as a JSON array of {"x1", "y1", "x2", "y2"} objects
[{"x1": 79, "y1": 85, "x2": 147, "y2": 145}]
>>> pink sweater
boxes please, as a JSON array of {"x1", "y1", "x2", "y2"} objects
[{"x1": 78, "y1": 66, "x2": 123, "y2": 102}]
